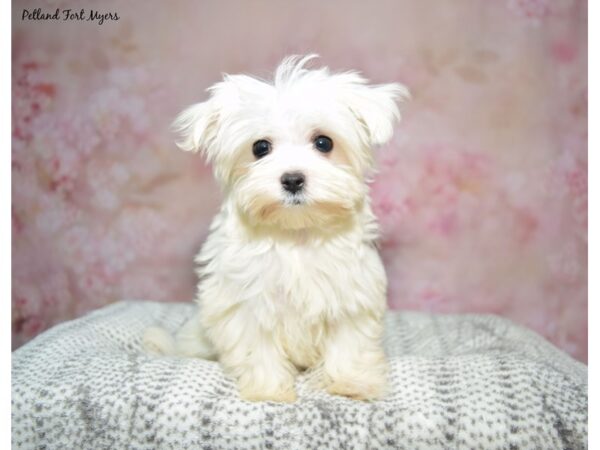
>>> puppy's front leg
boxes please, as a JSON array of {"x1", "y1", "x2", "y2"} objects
[
  {"x1": 323, "y1": 314, "x2": 388, "y2": 400},
  {"x1": 211, "y1": 311, "x2": 298, "y2": 403}
]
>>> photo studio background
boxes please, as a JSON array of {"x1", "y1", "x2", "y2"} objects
[{"x1": 12, "y1": 0, "x2": 587, "y2": 361}]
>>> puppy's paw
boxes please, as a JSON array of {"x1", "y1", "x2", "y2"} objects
[
  {"x1": 240, "y1": 387, "x2": 297, "y2": 403},
  {"x1": 239, "y1": 386, "x2": 298, "y2": 403},
  {"x1": 143, "y1": 326, "x2": 175, "y2": 355},
  {"x1": 324, "y1": 359, "x2": 388, "y2": 401},
  {"x1": 326, "y1": 377, "x2": 386, "y2": 401}
]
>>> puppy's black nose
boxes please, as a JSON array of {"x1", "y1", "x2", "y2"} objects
[{"x1": 281, "y1": 172, "x2": 305, "y2": 194}]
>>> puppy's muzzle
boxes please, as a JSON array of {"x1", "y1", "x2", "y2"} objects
[{"x1": 281, "y1": 172, "x2": 305, "y2": 194}]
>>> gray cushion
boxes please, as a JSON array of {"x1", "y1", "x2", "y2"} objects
[{"x1": 12, "y1": 301, "x2": 587, "y2": 449}]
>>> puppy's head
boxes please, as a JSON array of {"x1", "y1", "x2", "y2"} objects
[{"x1": 174, "y1": 55, "x2": 409, "y2": 230}]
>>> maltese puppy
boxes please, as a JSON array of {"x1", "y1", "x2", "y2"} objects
[{"x1": 144, "y1": 55, "x2": 408, "y2": 402}]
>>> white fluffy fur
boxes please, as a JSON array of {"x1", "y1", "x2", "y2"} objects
[{"x1": 143, "y1": 55, "x2": 409, "y2": 402}]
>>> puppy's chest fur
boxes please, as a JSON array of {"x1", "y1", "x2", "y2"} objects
[{"x1": 196, "y1": 205, "x2": 386, "y2": 367}]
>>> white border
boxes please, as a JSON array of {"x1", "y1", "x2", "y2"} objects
[
  {"x1": 2, "y1": 2, "x2": 12, "y2": 449},
  {"x1": 2, "y1": 1, "x2": 591, "y2": 448},
  {"x1": 588, "y1": 0, "x2": 595, "y2": 447}
]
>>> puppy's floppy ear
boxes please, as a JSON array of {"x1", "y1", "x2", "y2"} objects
[
  {"x1": 171, "y1": 75, "x2": 268, "y2": 163},
  {"x1": 341, "y1": 77, "x2": 410, "y2": 146},
  {"x1": 171, "y1": 99, "x2": 219, "y2": 158}
]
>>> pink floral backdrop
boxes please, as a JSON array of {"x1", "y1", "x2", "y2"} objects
[{"x1": 12, "y1": 0, "x2": 587, "y2": 362}]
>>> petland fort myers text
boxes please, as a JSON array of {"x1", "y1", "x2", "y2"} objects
[{"x1": 22, "y1": 8, "x2": 119, "y2": 25}]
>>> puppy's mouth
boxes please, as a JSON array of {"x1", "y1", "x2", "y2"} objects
[
  {"x1": 256, "y1": 195, "x2": 305, "y2": 220},
  {"x1": 283, "y1": 194, "x2": 305, "y2": 206},
  {"x1": 254, "y1": 195, "x2": 357, "y2": 230}
]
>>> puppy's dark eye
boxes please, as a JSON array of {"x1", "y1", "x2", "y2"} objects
[
  {"x1": 314, "y1": 135, "x2": 333, "y2": 153},
  {"x1": 252, "y1": 139, "x2": 271, "y2": 159}
]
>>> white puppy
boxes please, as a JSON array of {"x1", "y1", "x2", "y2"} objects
[{"x1": 144, "y1": 55, "x2": 408, "y2": 402}]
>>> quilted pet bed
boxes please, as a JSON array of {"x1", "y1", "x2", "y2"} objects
[{"x1": 12, "y1": 301, "x2": 587, "y2": 449}]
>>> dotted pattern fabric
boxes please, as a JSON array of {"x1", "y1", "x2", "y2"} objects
[{"x1": 12, "y1": 301, "x2": 587, "y2": 450}]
